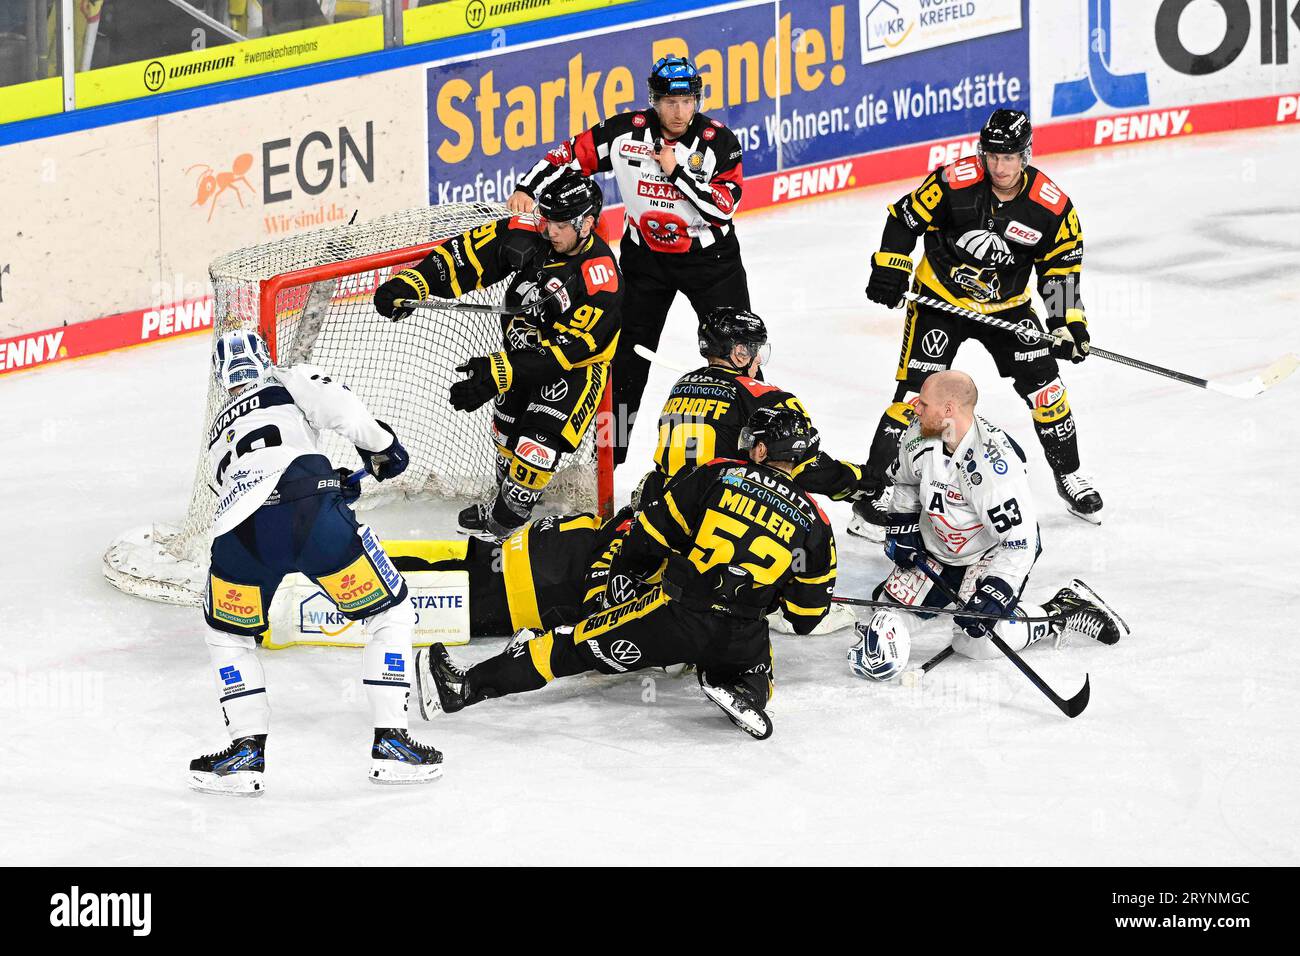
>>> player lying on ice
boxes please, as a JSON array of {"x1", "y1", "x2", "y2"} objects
[
  {"x1": 188, "y1": 330, "x2": 444, "y2": 794},
  {"x1": 847, "y1": 370, "x2": 1128, "y2": 682},
  {"x1": 413, "y1": 406, "x2": 837, "y2": 740}
]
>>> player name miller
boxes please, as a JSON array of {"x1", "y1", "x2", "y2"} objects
[{"x1": 49, "y1": 885, "x2": 152, "y2": 936}]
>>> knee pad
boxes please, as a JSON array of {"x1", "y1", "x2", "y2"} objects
[
  {"x1": 361, "y1": 593, "x2": 417, "y2": 642},
  {"x1": 847, "y1": 609, "x2": 911, "y2": 681},
  {"x1": 1020, "y1": 377, "x2": 1071, "y2": 424},
  {"x1": 506, "y1": 433, "x2": 563, "y2": 492},
  {"x1": 204, "y1": 625, "x2": 258, "y2": 651}
]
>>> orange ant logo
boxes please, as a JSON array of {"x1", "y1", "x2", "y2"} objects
[{"x1": 186, "y1": 154, "x2": 255, "y2": 222}]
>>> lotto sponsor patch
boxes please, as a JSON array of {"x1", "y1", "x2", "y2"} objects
[
  {"x1": 317, "y1": 554, "x2": 389, "y2": 614},
  {"x1": 210, "y1": 575, "x2": 265, "y2": 629}
]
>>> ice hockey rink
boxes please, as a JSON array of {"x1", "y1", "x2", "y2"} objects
[{"x1": 2, "y1": 124, "x2": 1297, "y2": 866}]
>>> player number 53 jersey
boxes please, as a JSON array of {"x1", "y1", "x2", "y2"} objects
[
  {"x1": 888, "y1": 415, "x2": 1038, "y2": 591},
  {"x1": 206, "y1": 365, "x2": 392, "y2": 537}
]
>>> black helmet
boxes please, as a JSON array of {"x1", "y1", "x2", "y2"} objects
[
  {"x1": 979, "y1": 109, "x2": 1032, "y2": 162},
  {"x1": 536, "y1": 171, "x2": 603, "y2": 229},
  {"x1": 699, "y1": 306, "x2": 769, "y2": 366},
  {"x1": 647, "y1": 54, "x2": 703, "y2": 104},
  {"x1": 740, "y1": 406, "x2": 819, "y2": 464}
]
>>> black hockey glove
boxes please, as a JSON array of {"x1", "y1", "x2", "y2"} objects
[
  {"x1": 1047, "y1": 312, "x2": 1090, "y2": 363},
  {"x1": 449, "y1": 352, "x2": 513, "y2": 413},
  {"x1": 865, "y1": 251, "x2": 913, "y2": 309},
  {"x1": 336, "y1": 467, "x2": 362, "y2": 503},
  {"x1": 357, "y1": 420, "x2": 409, "y2": 482},
  {"x1": 831, "y1": 463, "x2": 883, "y2": 503},
  {"x1": 373, "y1": 269, "x2": 430, "y2": 321},
  {"x1": 883, "y1": 512, "x2": 924, "y2": 568},
  {"x1": 955, "y1": 576, "x2": 1015, "y2": 638}
]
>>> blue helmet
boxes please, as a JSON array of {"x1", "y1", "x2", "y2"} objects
[
  {"x1": 647, "y1": 54, "x2": 702, "y2": 105},
  {"x1": 213, "y1": 329, "x2": 273, "y2": 391}
]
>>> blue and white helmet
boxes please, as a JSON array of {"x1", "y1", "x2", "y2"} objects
[
  {"x1": 848, "y1": 610, "x2": 911, "y2": 681},
  {"x1": 213, "y1": 329, "x2": 273, "y2": 391},
  {"x1": 647, "y1": 55, "x2": 702, "y2": 105}
]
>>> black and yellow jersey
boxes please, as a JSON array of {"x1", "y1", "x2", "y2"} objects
[
  {"x1": 881, "y1": 155, "x2": 1084, "y2": 321},
  {"x1": 394, "y1": 505, "x2": 636, "y2": 636},
  {"x1": 649, "y1": 364, "x2": 863, "y2": 502},
  {"x1": 401, "y1": 216, "x2": 623, "y2": 386},
  {"x1": 617, "y1": 458, "x2": 836, "y2": 634}
]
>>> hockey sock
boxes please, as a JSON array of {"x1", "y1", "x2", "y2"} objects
[
  {"x1": 993, "y1": 603, "x2": 1055, "y2": 650},
  {"x1": 865, "y1": 399, "x2": 916, "y2": 480},
  {"x1": 204, "y1": 627, "x2": 269, "y2": 739},
  {"x1": 361, "y1": 602, "x2": 417, "y2": 729}
]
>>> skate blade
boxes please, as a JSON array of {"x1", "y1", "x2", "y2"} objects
[
  {"x1": 369, "y1": 761, "x2": 444, "y2": 785},
  {"x1": 1069, "y1": 578, "x2": 1131, "y2": 640},
  {"x1": 1066, "y1": 505, "x2": 1103, "y2": 525},
  {"x1": 187, "y1": 771, "x2": 266, "y2": 796},
  {"x1": 847, "y1": 517, "x2": 886, "y2": 542}
]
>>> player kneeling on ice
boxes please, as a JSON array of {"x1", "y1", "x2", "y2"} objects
[
  {"x1": 414, "y1": 407, "x2": 837, "y2": 740},
  {"x1": 188, "y1": 330, "x2": 443, "y2": 795},
  {"x1": 847, "y1": 370, "x2": 1127, "y2": 682}
]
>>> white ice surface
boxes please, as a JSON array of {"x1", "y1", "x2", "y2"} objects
[{"x1": 3, "y1": 127, "x2": 1299, "y2": 866}]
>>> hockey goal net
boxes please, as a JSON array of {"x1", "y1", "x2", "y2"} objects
[{"x1": 104, "y1": 201, "x2": 614, "y2": 605}]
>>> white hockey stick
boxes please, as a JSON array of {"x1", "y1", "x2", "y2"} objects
[
  {"x1": 633, "y1": 342, "x2": 695, "y2": 375},
  {"x1": 906, "y1": 292, "x2": 1298, "y2": 400}
]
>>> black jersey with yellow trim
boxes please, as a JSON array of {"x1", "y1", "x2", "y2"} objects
[
  {"x1": 405, "y1": 216, "x2": 623, "y2": 386},
  {"x1": 651, "y1": 365, "x2": 862, "y2": 500},
  {"x1": 880, "y1": 156, "x2": 1085, "y2": 321},
  {"x1": 618, "y1": 457, "x2": 836, "y2": 634}
]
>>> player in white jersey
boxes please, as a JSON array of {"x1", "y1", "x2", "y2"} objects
[
  {"x1": 188, "y1": 330, "x2": 443, "y2": 794},
  {"x1": 848, "y1": 370, "x2": 1128, "y2": 681}
]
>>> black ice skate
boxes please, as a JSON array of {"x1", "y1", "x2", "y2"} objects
[
  {"x1": 457, "y1": 502, "x2": 492, "y2": 537},
  {"x1": 415, "y1": 643, "x2": 472, "y2": 716},
  {"x1": 187, "y1": 734, "x2": 267, "y2": 796},
  {"x1": 846, "y1": 486, "x2": 890, "y2": 542},
  {"x1": 370, "y1": 728, "x2": 444, "y2": 784},
  {"x1": 698, "y1": 672, "x2": 773, "y2": 740},
  {"x1": 1043, "y1": 578, "x2": 1130, "y2": 647},
  {"x1": 1054, "y1": 470, "x2": 1104, "y2": 524}
]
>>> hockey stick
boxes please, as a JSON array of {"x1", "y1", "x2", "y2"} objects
[
  {"x1": 833, "y1": 593, "x2": 1067, "y2": 624},
  {"x1": 346, "y1": 469, "x2": 366, "y2": 485},
  {"x1": 633, "y1": 342, "x2": 695, "y2": 374},
  {"x1": 906, "y1": 292, "x2": 1298, "y2": 400},
  {"x1": 393, "y1": 273, "x2": 579, "y2": 320},
  {"x1": 912, "y1": 557, "x2": 1090, "y2": 718}
]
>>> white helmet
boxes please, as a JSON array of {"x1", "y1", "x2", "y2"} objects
[
  {"x1": 213, "y1": 329, "x2": 272, "y2": 391},
  {"x1": 847, "y1": 610, "x2": 911, "y2": 681}
]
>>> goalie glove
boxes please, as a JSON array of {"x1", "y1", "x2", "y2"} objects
[
  {"x1": 373, "y1": 269, "x2": 430, "y2": 321},
  {"x1": 449, "y1": 352, "x2": 513, "y2": 412},
  {"x1": 865, "y1": 251, "x2": 913, "y2": 309},
  {"x1": 1047, "y1": 309, "x2": 1090, "y2": 363},
  {"x1": 357, "y1": 420, "x2": 409, "y2": 482}
]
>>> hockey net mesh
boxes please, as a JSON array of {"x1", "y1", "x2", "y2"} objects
[{"x1": 104, "y1": 201, "x2": 607, "y2": 604}]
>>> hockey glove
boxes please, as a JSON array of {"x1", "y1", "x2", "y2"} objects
[
  {"x1": 955, "y1": 576, "x2": 1016, "y2": 638},
  {"x1": 337, "y1": 467, "x2": 362, "y2": 503},
  {"x1": 373, "y1": 269, "x2": 430, "y2": 321},
  {"x1": 357, "y1": 421, "x2": 409, "y2": 482},
  {"x1": 449, "y1": 352, "x2": 513, "y2": 412},
  {"x1": 866, "y1": 251, "x2": 913, "y2": 309},
  {"x1": 1047, "y1": 310, "x2": 1090, "y2": 363},
  {"x1": 883, "y1": 512, "x2": 924, "y2": 568},
  {"x1": 831, "y1": 463, "x2": 883, "y2": 503}
]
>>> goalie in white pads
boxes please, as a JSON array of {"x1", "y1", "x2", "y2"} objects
[
  {"x1": 188, "y1": 330, "x2": 443, "y2": 794},
  {"x1": 848, "y1": 370, "x2": 1127, "y2": 681}
]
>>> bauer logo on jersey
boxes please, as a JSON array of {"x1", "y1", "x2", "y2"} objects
[
  {"x1": 1004, "y1": 221, "x2": 1043, "y2": 246},
  {"x1": 210, "y1": 576, "x2": 265, "y2": 629},
  {"x1": 318, "y1": 556, "x2": 389, "y2": 614}
]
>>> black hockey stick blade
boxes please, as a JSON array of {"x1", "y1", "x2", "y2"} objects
[
  {"x1": 921, "y1": 645, "x2": 954, "y2": 673},
  {"x1": 989, "y1": 630, "x2": 1090, "y2": 718}
]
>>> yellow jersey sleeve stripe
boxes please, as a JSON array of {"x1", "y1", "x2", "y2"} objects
[
  {"x1": 639, "y1": 514, "x2": 671, "y2": 549},
  {"x1": 433, "y1": 245, "x2": 463, "y2": 298},
  {"x1": 664, "y1": 492, "x2": 692, "y2": 536},
  {"x1": 1041, "y1": 238, "x2": 1080, "y2": 261},
  {"x1": 783, "y1": 601, "x2": 828, "y2": 616}
]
